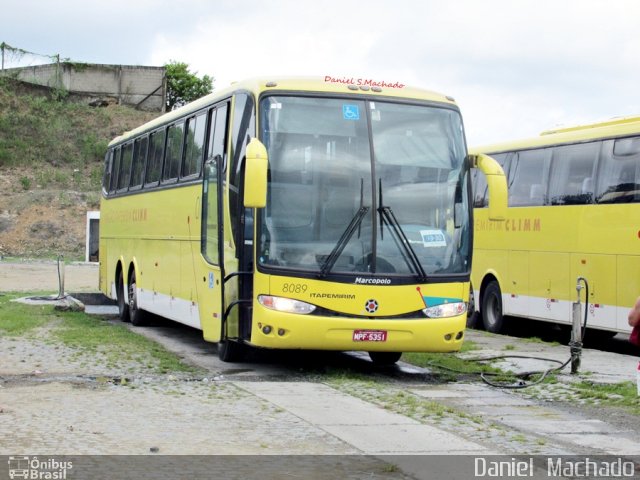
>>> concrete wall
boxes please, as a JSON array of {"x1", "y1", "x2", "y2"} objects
[{"x1": 2, "y1": 63, "x2": 166, "y2": 111}]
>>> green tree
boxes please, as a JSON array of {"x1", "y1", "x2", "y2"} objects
[{"x1": 165, "y1": 61, "x2": 213, "y2": 111}]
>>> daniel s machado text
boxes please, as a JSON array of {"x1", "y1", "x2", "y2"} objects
[{"x1": 474, "y1": 457, "x2": 637, "y2": 478}]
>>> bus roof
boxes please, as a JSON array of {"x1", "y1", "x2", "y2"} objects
[
  {"x1": 109, "y1": 76, "x2": 458, "y2": 147},
  {"x1": 471, "y1": 115, "x2": 640, "y2": 154}
]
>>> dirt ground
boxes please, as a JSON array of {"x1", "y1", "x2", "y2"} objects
[
  {"x1": 0, "y1": 259, "x2": 98, "y2": 293},
  {"x1": 0, "y1": 186, "x2": 92, "y2": 259}
]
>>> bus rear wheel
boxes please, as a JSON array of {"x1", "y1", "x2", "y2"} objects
[
  {"x1": 116, "y1": 269, "x2": 130, "y2": 322},
  {"x1": 128, "y1": 272, "x2": 147, "y2": 326},
  {"x1": 481, "y1": 281, "x2": 504, "y2": 333},
  {"x1": 368, "y1": 351, "x2": 402, "y2": 365}
]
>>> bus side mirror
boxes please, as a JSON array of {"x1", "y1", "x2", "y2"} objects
[
  {"x1": 244, "y1": 138, "x2": 268, "y2": 208},
  {"x1": 468, "y1": 153, "x2": 507, "y2": 221}
]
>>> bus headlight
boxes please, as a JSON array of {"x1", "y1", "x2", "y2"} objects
[
  {"x1": 423, "y1": 302, "x2": 466, "y2": 318},
  {"x1": 258, "y1": 295, "x2": 316, "y2": 315}
]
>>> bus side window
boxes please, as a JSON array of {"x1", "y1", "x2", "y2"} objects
[
  {"x1": 117, "y1": 142, "x2": 134, "y2": 191},
  {"x1": 472, "y1": 165, "x2": 488, "y2": 207},
  {"x1": 596, "y1": 137, "x2": 640, "y2": 203},
  {"x1": 549, "y1": 142, "x2": 599, "y2": 205},
  {"x1": 208, "y1": 103, "x2": 229, "y2": 162},
  {"x1": 145, "y1": 129, "x2": 166, "y2": 186},
  {"x1": 183, "y1": 111, "x2": 207, "y2": 179},
  {"x1": 110, "y1": 147, "x2": 121, "y2": 193},
  {"x1": 508, "y1": 149, "x2": 548, "y2": 207},
  {"x1": 102, "y1": 150, "x2": 113, "y2": 194},
  {"x1": 130, "y1": 136, "x2": 148, "y2": 189},
  {"x1": 163, "y1": 122, "x2": 185, "y2": 182}
]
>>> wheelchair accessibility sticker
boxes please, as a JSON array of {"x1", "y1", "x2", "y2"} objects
[{"x1": 342, "y1": 104, "x2": 360, "y2": 120}]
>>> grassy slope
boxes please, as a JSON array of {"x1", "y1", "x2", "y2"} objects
[{"x1": 0, "y1": 77, "x2": 158, "y2": 259}]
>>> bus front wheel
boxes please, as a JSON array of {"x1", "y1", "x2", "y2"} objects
[
  {"x1": 217, "y1": 339, "x2": 245, "y2": 362},
  {"x1": 466, "y1": 286, "x2": 479, "y2": 328},
  {"x1": 368, "y1": 351, "x2": 402, "y2": 365},
  {"x1": 481, "y1": 281, "x2": 504, "y2": 333}
]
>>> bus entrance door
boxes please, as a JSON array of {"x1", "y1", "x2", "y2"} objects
[{"x1": 200, "y1": 157, "x2": 224, "y2": 344}]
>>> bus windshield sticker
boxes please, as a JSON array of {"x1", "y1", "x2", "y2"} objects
[
  {"x1": 420, "y1": 229, "x2": 447, "y2": 247},
  {"x1": 342, "y1": 104, "x2": 360, "y2": 120}
]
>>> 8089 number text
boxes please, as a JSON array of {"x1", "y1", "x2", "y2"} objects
[{"x1": 281, "y1": 283, "x2": 308, "y2": 294}]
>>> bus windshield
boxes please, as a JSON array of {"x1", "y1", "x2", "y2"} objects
[{"x1": 258, "y1": 95, "x2": 470, "y2": 278}]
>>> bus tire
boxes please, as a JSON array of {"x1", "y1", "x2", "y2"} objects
[
  {"x1": 217, "y1": 339, "x2": 245, "y2": 362},
  {"x1": 481, "y1": 281, "x2": 503, "y2": 333},
  {"x1": 466, "y1": 311, "x2": 479, "y2": 329},
  {"x1": 587, "y1": 328, "x2": 617, "y2": 344},
  {"x1": 116, "y1": 269, "x2": 130, "y2": 322},
  {"x1": 466, "y1": 286, "x2": 479, "y2": 328},
  {"x1": 128, "y1": 271, "x2": 147, "y2": 326},
  {"x1": 368, "y1": 351, "x2": 402, "y2": 365}
]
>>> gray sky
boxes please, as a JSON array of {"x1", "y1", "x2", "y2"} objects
[{"x1": 3, "y1": 0, "x2": 638, "y2": 145}]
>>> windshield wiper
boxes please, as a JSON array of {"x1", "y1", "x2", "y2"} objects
[
  {"x1": 319, "y1": 179, "x2": 368, "y2": 278},
  {"x1": 378, "y1": 179, "x2": 427, "y2": 282},
  {"x1": 319, "y1": 206, "x2": 369, "y2": 277}
]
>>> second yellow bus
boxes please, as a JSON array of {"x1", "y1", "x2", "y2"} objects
[{"x1": 471, "y1": 116, "x2": 640, "y2": 337}]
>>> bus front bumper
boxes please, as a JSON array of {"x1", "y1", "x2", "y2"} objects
[{"x1": 249, "y1": 306, "x2": 466, "y2": 353}]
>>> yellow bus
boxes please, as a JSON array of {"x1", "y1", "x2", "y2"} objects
[
  {"x1": 471, "y1": 116, "x2": 640, "y2": 337},
  {"x1": 99, "y1": 76, "x2": 506, "y2": 363}
]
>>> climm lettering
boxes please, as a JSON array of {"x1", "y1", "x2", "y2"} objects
[
  {"x1": 505, "y1": 218, "x2": 540, "y2": 232},
  {"x1": 475, "y1": 217, "x2": 541, "y2": 232}
]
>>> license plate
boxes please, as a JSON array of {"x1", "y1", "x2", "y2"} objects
[{"x1": 353, "y1": 330, "x2": 387, "y2": 342}]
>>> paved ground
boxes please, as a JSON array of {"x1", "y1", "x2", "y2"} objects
[
  {"x1": 0, "y1": 259, "x2": 98, "y2": 293},
  {"x1": 1, "y1": 260, "x2": 639, "y2": 479}
]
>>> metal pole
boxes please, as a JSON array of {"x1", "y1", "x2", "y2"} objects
[
  {"x1": 570, "y1": 279, "x2": 584, "y2": 374},
  {"x1": 57, "y1": 255, "x2": 65, "y2": 299}
]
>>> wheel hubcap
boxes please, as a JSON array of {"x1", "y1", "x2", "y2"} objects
[{"x1": 129, "y1": 283, "x2": 136, "y2": 309}]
